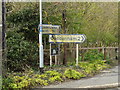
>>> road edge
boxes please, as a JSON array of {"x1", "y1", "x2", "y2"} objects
[{"x1": 79, "y1": 83, "x2": 119, "y2": 88}]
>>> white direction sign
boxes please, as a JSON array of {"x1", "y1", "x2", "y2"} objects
[
  {"x1": 49, "y1": 34, "x2": 86, "y2": 43},
  {"x1": 39, "y1": 24, "x2": 60, "y2": 34}
]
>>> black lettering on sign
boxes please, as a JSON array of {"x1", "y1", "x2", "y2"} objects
[{"x1": 78, "y1": 37, "x2": 81, "y2": 41}]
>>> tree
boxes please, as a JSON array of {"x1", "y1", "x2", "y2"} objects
[{"x1": 6, "y1": 2, "x2": 118, "y2": 69}]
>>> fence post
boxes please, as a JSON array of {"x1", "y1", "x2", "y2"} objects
[
  {"x1": 104, "y1": 47, "x2": 107, "y2": 60},
  {"x1": 57, "y1": 44, "x2": 60, "y2": 65},
  {"x1": 115, "y1": 48, "x2": 118, "y2": 60},
  {"x1": 109, "y1": 48, "x2": 112, "y2": 60}
]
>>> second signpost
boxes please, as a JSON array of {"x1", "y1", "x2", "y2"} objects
[{"x1": 39, "y1": 24, "x2": 86, "y2": 67}]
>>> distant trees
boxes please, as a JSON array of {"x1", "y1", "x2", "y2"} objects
[{"x1": 6, "y1": 2, "x2": 118, "y2": 46}]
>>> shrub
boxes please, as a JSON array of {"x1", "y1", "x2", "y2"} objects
[
  {"x1": 6, "y1": 31, "x2": 38, "y2": 71},
  {"x1": 79, "y1": 60, "x2": 110, "y2": 75},
  {"x1": 2, "y1": 77, "x2": 14, "y2": 90},
  {"x1": 48, "y1": 76, "x2": 63, "y2": 83},
  {"x1": 64, "y1": 69, "x2": 86, "y2": 80},
  {"x1": 2, "y1": 73, "x2": 49, "y2": 90},
  {"x1": 45, "y1": 70, "x2": 62, "y2": 77},
  {"x1": 84, "y1": 50, "x2": 104, "y2": 61}
]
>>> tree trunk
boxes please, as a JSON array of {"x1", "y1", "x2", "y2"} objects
[
  {"x1": 2, "y1": 0, "x2": 7, "y2": 77},
  {"x1": 62, "y1": 3, "x2": 67, "y2": 65}
]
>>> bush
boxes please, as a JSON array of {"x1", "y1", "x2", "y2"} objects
[
  {"x1": 6, "y1": 31, "x2": 38, "y2": 71},
  {"x1": 2, "y1": 77, "x2": 14, "y2": 90},
  {"x1": 2, "y1": 59, "x2": 110, "y2": 89},
  {"x1": 45, "y1": 70, "x2": 63, "y2": 83},
  {"x1": 64, "y1": 69, "x2": 86, "y2": 79},
  {"x1": 84, "y1": 50, "x2": 104, "y2": 61},
  {"x1": 48, "y1": 76, "x2": 63, "y2": 83},
  {"x1": 45, "y1": 70, "x2": 62, "y2": 77},
  {"x1": 2, "y1": 71, "x2": 64, "y2": 89},
  {"x1": 79, "y1": 60, "x2": 109, "y2": 75},
  {"x1": 2, "y1": 73, "x2": 48, "y2": 89}
]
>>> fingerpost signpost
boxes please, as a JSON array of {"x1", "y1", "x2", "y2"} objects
[
  {"x1": 49, "y1": 34, "x2": 86, "y2": 43},
  {"x1": 39, "y1": 0, "x2": 61, "y2": 71},
  {"x1": 41, "y1": 24, "x2": 60, "y2": 34},
  {"x1": 39, "y1": 0, "x2": 86, "y2": 69},
  {"x1": 49, "y1": 34, "x2": 86, "y2": 66}
]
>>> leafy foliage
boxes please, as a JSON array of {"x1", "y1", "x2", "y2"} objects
[
  {"x1": 48, "y1": 76, "x2": 63, "y2": 83},
  {"x1": 7, "y1": 31, "x2": 38, "y2": 71},
  {"x1": 2, "y1": 59, "x2": 110, "y2": 89},
  {"x1": 2, "y1": 72, "x2": 48, "y2": 89},
  {"x1": 5, "y1": 2, "x2": 118, "y2": 71},
  {"x1": 64, "y1": 69, "x2": 86, "y2": 79},
  {"x1": 45, "y1": 70, "x2": 63, "y2": 83},
  {"x1": 84, "y1": 50, "x2": 104, "y2": 61},
  {"x1": 79, "y1": 60, "x2": 110, "y2": 75},
  {"x1": 45, "y1": 71, "x2": 62, "y2": 76},
  {"x1": 6, "y1": 2, "x2": 118, "y2": 46},
  {"x1": 7, "y1": 3, "x2": 39, "y2": 42}
]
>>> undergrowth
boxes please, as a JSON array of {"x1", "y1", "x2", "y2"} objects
[{"x1": 2, "y1": 59, "x2": 111, "y2": 89}]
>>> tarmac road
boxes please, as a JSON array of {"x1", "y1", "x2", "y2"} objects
[{"x1": 41, "y1": 65, "x2": 119, "y2": 89}]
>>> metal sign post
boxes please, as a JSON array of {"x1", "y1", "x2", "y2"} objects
[
  {"x1": 55, "y1": 55, "x2": 57, "y2": 65},
  {"x1": 76, "y1": 44, "x2": 79, "y2": 66},
  {"x1": 39, "y1": 0, "x2": 44, "y2": 73},
  {"x1": 50, "y1": 43, "x2": 52, "y2": 67}
]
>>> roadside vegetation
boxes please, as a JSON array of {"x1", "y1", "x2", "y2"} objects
[
  {"x1": 2, "y1": 2, "x2": 118, "y2": 90},
  {"x1": 2, "y1": 59, "x2": 111, "y2": 89},
  {"x1": 2, "y1": 50, "x2": 117, "y2": 89}
]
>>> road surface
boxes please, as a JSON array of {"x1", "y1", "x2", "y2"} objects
[{"x1": 41, "y1": 65, "x2": 119, "y2": 88}]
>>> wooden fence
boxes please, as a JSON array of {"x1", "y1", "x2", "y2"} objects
[{"x1": 43, "y1": 47, "x2": 118, "y2": 65}]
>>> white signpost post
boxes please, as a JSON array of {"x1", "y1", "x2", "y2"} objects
[
  {"x1": 76, "y1": 44, "x2": 79, "y2": 66},
  {"x1": 49, "y1": 34, "x2": 86, "y2": 66},
  {"x1": 39, "y1": 0, "x2": 44, "y2": 73},
  {"x1": 50, "y1": 43, "x2": 52, "y2": 66}
]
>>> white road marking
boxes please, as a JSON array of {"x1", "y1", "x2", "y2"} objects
[{"x1": 79, "y1": 83, "x2": 119, "y2": 88}]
